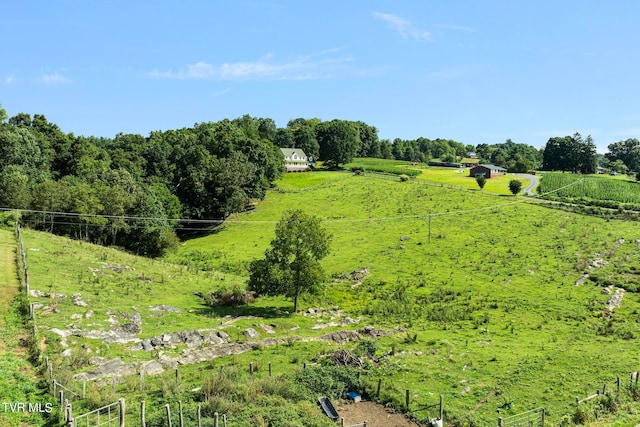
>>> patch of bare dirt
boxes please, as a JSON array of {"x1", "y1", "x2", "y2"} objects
[{"x1": 334, "y1": 401, "x2": 423, "y2": 427}]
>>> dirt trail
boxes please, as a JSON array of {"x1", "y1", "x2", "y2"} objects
[
  {"x1": 0, "y1": 229, "x2": 20, "y2": 352},
  {"x1": 334, "y1": 401, "x2": 423, "y2": 427}
]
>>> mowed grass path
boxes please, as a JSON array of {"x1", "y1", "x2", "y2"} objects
[{"x1": 0, "y1": 229, "x2": 49, "y2": 427}]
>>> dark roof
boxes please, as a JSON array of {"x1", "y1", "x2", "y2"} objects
[{"x1": 472, "y1": 164, "x2": 507, "y2": 172}]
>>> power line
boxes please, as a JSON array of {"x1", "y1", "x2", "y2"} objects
[{"x1": 0, "y1": 174, "x2": 584, "y2": 226}]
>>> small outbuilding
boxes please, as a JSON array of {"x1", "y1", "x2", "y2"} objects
[{"x1": 469, "y1": 164, "x2": 507, "y2": 179}]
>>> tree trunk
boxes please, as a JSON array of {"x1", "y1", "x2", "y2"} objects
[{"x1": 293, "y1": 294, "x2": 298, "y2": 313}]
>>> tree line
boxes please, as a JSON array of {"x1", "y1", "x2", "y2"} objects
[{"x1": 2, "y1": 103, "x2": 637, "y2": 255}]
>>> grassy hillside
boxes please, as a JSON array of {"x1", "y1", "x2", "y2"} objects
[
  {"x1": 172, "y1": 171, "x2": 640, "y2": 425},
  {"x1": 19, "y1": 168, "x2": 640, "y2": 426}
]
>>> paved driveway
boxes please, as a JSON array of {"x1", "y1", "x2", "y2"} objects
[{"x1": 515, "y1": 173, "x2": 539, "y2": 195}]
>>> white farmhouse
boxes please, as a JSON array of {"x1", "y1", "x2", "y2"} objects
[{"x1": 280, "y1": 148, "x2": 314, "y2": 172}]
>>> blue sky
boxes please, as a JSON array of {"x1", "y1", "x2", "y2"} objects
[{"x1": 1, "y1": 1, "x2": 639, "y2": 153}]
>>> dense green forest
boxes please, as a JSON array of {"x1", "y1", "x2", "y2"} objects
[{"x1": 1, "y1": 103, "x2": 636, "y2": 256}]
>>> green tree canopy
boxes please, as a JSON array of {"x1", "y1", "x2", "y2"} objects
[
  {"x1": 316, "y1": 120, "x2": 359, "y2": 168},
  {"x1": 248, "y1": 209, "x2": 332, "y2": 312},
  {"x1": 509, "y1": 179, "x2": 523, "y2": 195}
]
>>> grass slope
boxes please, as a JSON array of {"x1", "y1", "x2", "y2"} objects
[
  {"x1": 175, "y1": 171, "x2": 640, "y2": 425},
  {"x1": 19, "y1": 168, "x2": 640, "y2": 426}
]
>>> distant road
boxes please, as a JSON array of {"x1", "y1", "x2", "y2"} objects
[{"x1": 514, "y1": 173, "x2": 539, "y2": 196}]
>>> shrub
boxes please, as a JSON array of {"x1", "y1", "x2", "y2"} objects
[
  {"x1": 205, "y1": 286, "x2": 255, "y2": 306},
  {"x1": 399, "y1": 174, "x2": 410, "y2": 182}
]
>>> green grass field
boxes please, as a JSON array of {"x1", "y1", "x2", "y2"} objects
[{"x1": 16, "y1": 165, "x2": 640, "y2": 426}]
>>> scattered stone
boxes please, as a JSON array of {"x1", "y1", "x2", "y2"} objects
[
  {"x1": 150, "y1": 304, "x2": 181, "y2": 313},
  {"x1": 85, "y1": 310, "x2": 94, "y2": 318},
  {"x1": 139, "y1": 360, "x2": 164, "y2": 375},
  {"x1": 607, "y1": 288, "x2": 625, "y2": 311},
  {"x1": 29, "y1": 289, "x2": 47, "y2": 298},
  {"x1": 28, "y1": 289, "x2": 66, "y2": 299},
  {"x1": 90, "y1": 357, "x2": 107, "y2": 366},
  {"x1": 289, "y1": 326, "x2": 300, "y2": 331},
  {"x1": 128, "y1": 313, "x2": 142, "y2": 325},
  {"x1": 601, "y1": 287, "x2": 613, "y2": 295},
  {"x1": 72, "y1": 293, "x2": 87, "y2": 307},
  {"x1": 243, "y1": 328, "x2": 260, "y2": 339},
  {"x1": 339, "y1": 267, "x2": 369, "y2": 281},
  {"x1": 400, "y1": 236, "x2": 410, "y2": 241},
  {"x1": 106, "y1": 315, "x2": 120, "y2": 326},
  {"x1": 259, "y1": 324, "x2": 276, "y2": 334},
  {"x1": 318, "y1": 330, "x2": 361, "y2": 344},
  {"x1": 70, "y1": 314, "x2": 83, "y2": 320},
  {"x1": 120, "y1": 323, "x2": 141, "y2": 334},
  {"x1": 100, "y1": 263, "x2": 133, "y2": 273},
  {"x1": 462, "y1": 386, "x2": 471, "y2": 393},
  {"x1": 61, "y1": 349, "x2": 73, "y2": 357},
  {"x1": 575, "y1": 274, "x2": 589, "y2": 286}
]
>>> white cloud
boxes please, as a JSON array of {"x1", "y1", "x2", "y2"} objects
[
  {"x1": 372, "y1": 12, "x2": 432, "y2": 42},
  {"x1": 41, "y1": 73, "x2": 72, "y2": 84},
  {"x1": 212, "y1": 87, "x2": 232, "y2": 96},
  {"x1": 147, "y1": 50, "x2": 353, "y2": 81}
]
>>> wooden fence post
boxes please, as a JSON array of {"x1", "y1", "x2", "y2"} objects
[
  {"x1": 617, "y1": 376, "x2": 621, "y2": 394},
  {"x1": 303, "y1": 362, "x2": 306, "y2": 370},
  {"x1": 197, "y1": 404, "x2": 201, "y2": 427},
  {"x1": 59, "y1": 390, "x2": 64, "y2": 407},
  {"x1": 223, "y1": 414, "x2": 227, "y2": 427},
  {"x1": 63, "y1": 400, "x2": 69, "y2": 421},
  {"x1": 82, "y1": 379, "x2": 86, "y2": 399},
  {"x1": 118, "y1": 398, "x2": 125, "y2": 427},
  {"x1": 66, "y1": 403, "x2": 73, "y2": 427},
  {"x1": 377, "y1": 379, "x2": 382, "y2": 398},
  {"x1": 140, "y1": 371, "x2": 145, "y2": 393},
  {"x1": 250, "y1": 362, "x2": 254, "y2": 375},
  {"x1": 220, "y1": 365, "x2": 224, "y2": 376},
  {"x1": 141, "y1": 400, "x2": 146, "y2": 427},
  {"x1": 440, "y1": 394, "x2": 444, "y2": 421},
  {"x1": 603, "y1": 383, "x2": 607, "y2": 395},
  {"x1": 405, "y1": 389, "x2": 410, "y2": 409},
  {"x1": 178, "y1": 400, "x2": 184, "y2": 427},
  {"x1": 175, "y1": 368, "x2": 179, "y2": 387},
  {"x1": 214, "y1": 412, "x2": 219, "y2": 427},
  {"x1": 165, "y1": 404, "x2": 172, "y2": 427},
  {"x1": 498, "y1": 417, "x2": 503, "y2": 427},
  {"x1": 541, "y1": 408, "x2": 545, "y2": 426}
]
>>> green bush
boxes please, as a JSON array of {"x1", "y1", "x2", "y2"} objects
[{"x1": 205, "y1": 286, "x2": 255, "y2": 306}]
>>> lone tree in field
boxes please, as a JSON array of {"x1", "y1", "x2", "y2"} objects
[
  {"x1": 509, "y1": 179, "x2": 522, "y2": 195},
  {"x1": 475, "y1": 175, "x2": 486, "y2": 190},
  {"x1": 248, "y1": 209, "x2": 332, "y2": 312}
]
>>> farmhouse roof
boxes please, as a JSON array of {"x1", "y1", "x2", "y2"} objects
[
  {"x1": 280, "y1": 148, "x2": 308, "y2": 159},
  {"x1": 477, "y1": 164, "x2": 507, "y2": 171}
]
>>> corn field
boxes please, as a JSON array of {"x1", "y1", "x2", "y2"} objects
[{"x1": 538, "y1": 173, "x2": 640, "y2": 204}]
